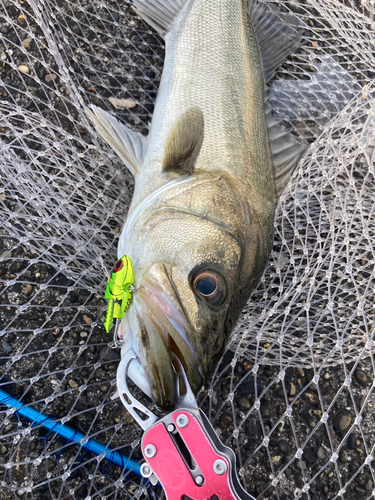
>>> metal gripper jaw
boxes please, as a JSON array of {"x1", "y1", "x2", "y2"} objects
[{"x1": 116, "y1": 350, "x2": 256, "y2": 500}]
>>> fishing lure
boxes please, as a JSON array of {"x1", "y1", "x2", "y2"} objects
[{"x1": 104, "y1": 255, "x2": 134, "y2": 333}]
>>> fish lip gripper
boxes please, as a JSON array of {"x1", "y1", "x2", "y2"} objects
[{"x1": 117, "y1": 349, "x2": 255, "y2": 500}]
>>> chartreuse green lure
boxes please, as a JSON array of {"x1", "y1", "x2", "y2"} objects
[{"x1": 104, "y1": 256, "x2": 134, "y2": 333}]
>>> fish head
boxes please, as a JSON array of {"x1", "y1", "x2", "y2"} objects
[{"x1": 119, "y1": 206, "x2": 248, "y2": 411}]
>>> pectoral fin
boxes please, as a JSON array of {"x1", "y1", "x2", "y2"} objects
[
  {"x1": 162, "y1": 107, "x2": 204, "y2": 175},
  {"x1": 86, "y1": 105, "x2": 148, "y2": 176}
]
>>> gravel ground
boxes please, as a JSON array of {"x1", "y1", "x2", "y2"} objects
[{"x1": 0, "y1": 0, "x2": 374, "y2": 499}]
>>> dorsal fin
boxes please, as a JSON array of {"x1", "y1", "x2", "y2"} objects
[
  {"x1": 133, "y1": 0, "x2": 188, "y2": 37},
  {"x1": 248, "y1": 0, "x2": 304, "y2": 83},
  {"x1": 86, "y1": 105, "x2": 148, "y2": 176},
  {"x1": 162, "y1": 107, "x2": 204, "y2": 175},
  {"x1": 246, "y1": 1, "x2": 307, "y2": 194},
  {"x1": 265, "y1": 97, "x2": 307, "y2": 196}
]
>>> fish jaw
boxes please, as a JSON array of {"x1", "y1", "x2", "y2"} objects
[{"x1": 118, "y1": 263, "x2": 203, "y2": 410}]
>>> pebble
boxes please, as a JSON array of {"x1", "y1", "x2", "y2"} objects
[
  {"x1": 0, "y1": 446, "x2": 7, "y2": 454},
  {"x1": 355, "y1": 487, "x2": 366, "y2": 494},
  {"x1": 35, "y1": 272, "x2": 41, "y2": 278},
  {"x1": 23, "y1": 283, "x2": 33, "y2": 295},
  {"x1": 18, "y1": 14, "x2": 27, "y2": 27},
  {"x1": 100, "y1": 384, "x2": 109, "y2": 392},
  {"x1": 333, "y1": 411, "x2": 352, "y2": 433},
  {"x1": 339, "y1": 450, "x2": 348, "y2": 463},
  {"x1": 242, "y1": 360, "x2": 253, "y2": 372},
  {"x1": 22, "y1": 37, "x2": 31, "y2": 49},
  {"x1": 295, "y1": 474, "x2": 304, "y2": 489},
  {"x1": 18, "y1": 65, "x2": 30, "y2": 74},
  {"x1": 45, "y1": 74, "x2": 57, "y2": 83},
  {"x1": 109, "y1": 97, "x2": 137, "y2": 109},
  {"x1": 365, "y1": 479, "x2": 373, "y2": 491},
  {"x1": 278, "y1": 440, "x2": 291, "y2": 454},
  {"x1": 271, "y1": 455, "x2": 282, "y2": 465},
  {"x1": 127, "y1": 484, "x2": 138, "y2": 495},
  {"x1": 80, "y1": 134, "x2": 92, "y2": 145},
  {"x1": 355, "y1": 371, "x2": 369, "y2": 387},
  {"x1": 219, "y1": 414, "x2": 232, "y2": 429},
  {"x1": 289, "y1": 382, "x2": 296, "y2": 397},
  {"x1": 99, "y1": 346, "x2": 120, "y2": 362},
  {"x1": 80, "y1": 332, "x2": 88, "y2": 338},
  {"x1": 238, "y1": 396, "x2": 251, "y2": 412},
  {"x1": 83, "y1": 315, "x2": 92, "y2": 324},
  {"x1": 212, "y1": 390, "x2": 219, "y2": 406},
  {"x1": 348, "y1": 433, "x2": 357, "y2": 449},
  {"x1": 317, "y1": 447, "x2": 326, "y2": 459},
  {"x1": 303, "y1": 448, "x2": 317, "y2": 464},
  {"x1": 304, "y1": 392, "x2": 319, "y2": 405},
  {"x1": 247, "y1": 417, "x2": 260, "y2": 436},
  {"x1": 68, "y1": 379, "x2": 79, "y2": 388},
  {"x1": 261, "y1": 405, "x2": 271, "y2": 417},
  {"x1": 2, "y1": 342, "x2": 12, "y2": 353},
  {"x1": 129, "y1": 113, "x2": 141, "y2": 124}
]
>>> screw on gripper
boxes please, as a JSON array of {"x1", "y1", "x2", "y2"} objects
[
  {"x1": 176, "y1": 413, "x2": 189, "y2": 428},
  {"x1": 144, "y1": 444, "x2": 157, "y2": 458},
  {"x1": 213, "y1": 459, "x2": 227, "y2": 475}
]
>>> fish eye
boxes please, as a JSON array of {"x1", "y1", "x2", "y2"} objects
[{"x1": 192, "y1": 269, "x2": 227, "y2": 307}]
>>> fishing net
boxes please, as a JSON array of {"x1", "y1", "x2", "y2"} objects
[{"x1": 0, "y1": 0, "x2": 374, "y2": 499}]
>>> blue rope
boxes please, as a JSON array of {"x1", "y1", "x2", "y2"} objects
[{"x1": 0, "y1": 387, "x2": 142, "y2": 477}]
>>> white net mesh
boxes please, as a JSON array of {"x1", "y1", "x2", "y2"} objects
[{"x1": 0, "y1": 0, "x2": 374, "y2": 499}]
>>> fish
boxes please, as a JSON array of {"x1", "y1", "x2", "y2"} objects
[{"x1": 88, "y1": 0, "x2": 306, "y2": 410}]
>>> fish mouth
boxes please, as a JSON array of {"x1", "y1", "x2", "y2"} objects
[{"x1": 119, "y1": 269, "x2": 203, "y2": 410}]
